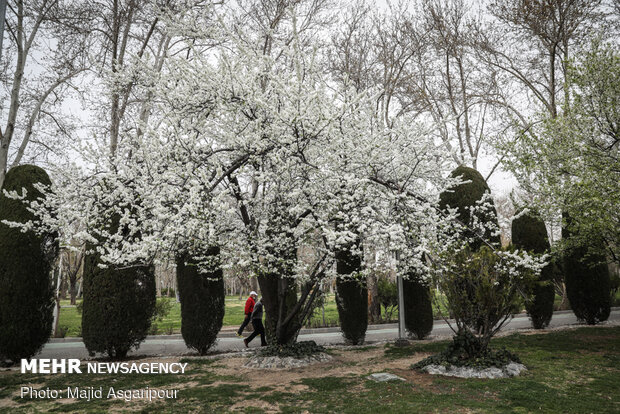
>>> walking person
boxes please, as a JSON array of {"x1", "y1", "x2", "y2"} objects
[
  {"x1": 237, "y1": 291, "x2": 257, "y2": 337},
  {"x1": 244, "y1": 297, "x2": 267, "y2": 347}
]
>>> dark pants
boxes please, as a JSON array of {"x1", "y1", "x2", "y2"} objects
[
  {"x1": 237, "y1": 314, "x2": 251, "y2": 335},
  {"x1": 246, "y1": 319, "x2": 266, "y2": 346}
]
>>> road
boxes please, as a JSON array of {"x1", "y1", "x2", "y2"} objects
[{"x1": 39, "y1": 309, "x2": 620, "y2": 360}]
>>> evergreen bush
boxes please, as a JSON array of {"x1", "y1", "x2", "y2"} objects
[
  {"x1": 438, "y1": 166, "x2": 500, "y2": 332},
  {"x1": 335, "y1": 241, "x2": 367, "y2": 345},
  {"x1": 438, "y1": 165, "x2": 500, "y2": 249},
  {"x1": 402, "y1": 272, "x2": 433, "y2": 339},
  {"x1": 437, "y1": 246, "x2": 527, "y2": 352},
  {"x1": 0, "y1": 165, "x2": 58, "y2": 362},
  {"x1": 176, "y1": 246, "x2": 225, "y2": 355},
  {"x1": 511, "y1": 210, "x2": 555, "y2": 329},
  {"x1": 562, "y1": 215, "x2": 611, "y2": 325},
  {"x1": 82, "y1": 215, "x2": 156, "y2": 359},
  {"x1": 336, "y1": 277, "x2": 368, "y2": 345}
]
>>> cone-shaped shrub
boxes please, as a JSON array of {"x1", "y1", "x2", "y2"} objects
[
  {"x1": 403, "y1": 272, "x2": 433, "y2": 339},
  {"x1": 0, "y1": 165, "x2": 58, "y2": 362},
  {"x1": 336, "y1": 277, "x2": 367, "y2": 345},
  {"x1": 439, "y1": 165, "x2": 500, "y2": 249},
  {"x1": 439, "y1": 166, "x2": 500, "y2": 331},
  {"x1": 335, "y1": 239, "x2": 367, "y2": 345},
  {"x1": 512, "y1": 210, "x2": 555, "y2": 329},
  {"x1": 177, "y1": 246, "x2": 225, "y2": 355},
  {"x1": 82, "y1": 215, "x2": 156, "y2": 359},
  {"x1": 562, "y1": 214, "x2": 611, "y2": 325}
]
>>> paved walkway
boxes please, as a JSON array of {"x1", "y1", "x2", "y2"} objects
[{"x1": 39, "y1": 309, "x2": 620, "y2": 360}]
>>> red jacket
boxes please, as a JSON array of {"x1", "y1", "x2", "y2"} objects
[{"x1": 244, "y1": 296, "x2": 256, "y2": 315}]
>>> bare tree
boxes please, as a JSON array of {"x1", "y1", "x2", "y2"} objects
[
  {"x1": 330, "y1": 0, "x2": 509, "y2": 170},
  {"x1": 478, "y1": 0, "x2": 608, "y2": 121},
  {"x1": 328, "y1": 2, "x2": 376, "y2": 93},
  {"x1": 330, "y1": 1, "x2": 426, "y2": 128},
  {"x1": 413, "y1": 0, "x2": 504, "y2": 169},
  {"x1": 81, "y1": 0, "x2": 174, "y2": 157},
  {"x1": 0, "y1": 0, "x2": 91, "y2": 188},
  {"x1": 476, "y1": 0, "x2": 613, "y2": 251}
]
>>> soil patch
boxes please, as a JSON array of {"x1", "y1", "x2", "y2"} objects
[{"x1": 210, "y1": 344, "x2": 429, "y2": 390}]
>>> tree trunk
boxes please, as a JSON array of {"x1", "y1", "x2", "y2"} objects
[
  {"x1": 52, "y1": 264, "x2": 62, "y2": 337},
  {"x1": 558, "y1": 282, "x2": 570, "y2": 311},
  {"x1": 366, "y1": 272, "x2": 381, "y2": 324},
  {"x1": 52, "y1": 299, "x2": 61, "y2": 338},
  {"x1": 258, "y1": 272, "x2": 301, "y2": 346},
  {"x1": 0, "y1": 138, "x2": 9, "y2": 190},
  {"x1": 69, "y1": 277, "x2": 77, "y2": 305},
  {"x1": 59, "y1": 277, "x2": 67, "y2": 300},
  {"x1": 250, "y1": 276, "x2": 259, "y2": 293},
  {"x1": 155, "y1": 268, "x2": 161, "y2": 297},
  {"x1": 549, "y1": 48, "x2": 557, "y2": 119}
]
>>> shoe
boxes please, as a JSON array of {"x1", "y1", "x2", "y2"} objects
[
  {"x1": 236, "y1": 332, "x2": 243, "y2": 338},
  {"x1": 243, "y1": 338, "x2": 249, "y2": 348}
]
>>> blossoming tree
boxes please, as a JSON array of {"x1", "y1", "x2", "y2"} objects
[{"x1": 7, "y1": 0, "x2": 548, "y2": 352}]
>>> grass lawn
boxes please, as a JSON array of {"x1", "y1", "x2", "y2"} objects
[
  {"x1": 1, "y1": 326, "x2": 618, "y2": 413},
  {"x1": 57, "y1": 295, "x2": 343, "y2": 337}
]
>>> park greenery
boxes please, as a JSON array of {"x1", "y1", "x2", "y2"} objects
[
  {"x1": 0, "y1": 165, "x2": 57, "y2": 363},
  {"x1": 335, "y1": 233, "x2": 368, "y2": 345},
  {"x1": 402, "y1": 273, "x2": 434, "y2": 340},
  {"x1": 81, "y1": 214, "x2": 157, "y2": 359},
  {"x1": 0, "y1": 0, "x2": 617, "y2": 384},
  {"x1": 503, "y1": 40, "x2": 620, "y2": 263},
  {"x1": 176, "y1": 247, "x2": 225, "y2": 355},
  {"x1": 0, "y1": 327, "x2": 618, "y2": 412},
  {"x1": 512, "y1": 210, "x2": 556, "y2": 329},
  {"x1": 417, "y1": 165, "x2": 546, "y2": 364},
  {"x1": 53, "y1": 289, "x2": 620, "y2": 339}
]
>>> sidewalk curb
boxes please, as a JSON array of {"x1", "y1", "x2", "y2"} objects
[{"x1": 49, "y1": 307, "x2": 620, "y2": 344}]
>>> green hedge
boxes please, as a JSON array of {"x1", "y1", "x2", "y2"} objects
[
  {"x1": 403, "y1": 273, "x2": 433, "y2": 339},
  {"x1": 82, "y1": 212, "x2": 156, "y2": 359},
  {"x1": 439, "y1": 165, "x2": 500, "y2": 249},
  {"x1": 0, "y1": 165, "x2": 57, "y2": 362},
  {"x1": 335, "y1": 240, "x2": 367, "y2": 345},
  {"x1": 562, "y1": 215, "x2": 611, "y2": 325},
  {"x1": 82, "y1": 253, "x2": 156, "y2": 359},
  {"x1": 512, "y1": 210, "x2": 555, "y2": 329},
  {"x1": 439, "y1": 166, "x2": 499, "y2": 332},
  {"x1": 177, "y1": 247, "x2": 225, "y2": 355}
]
